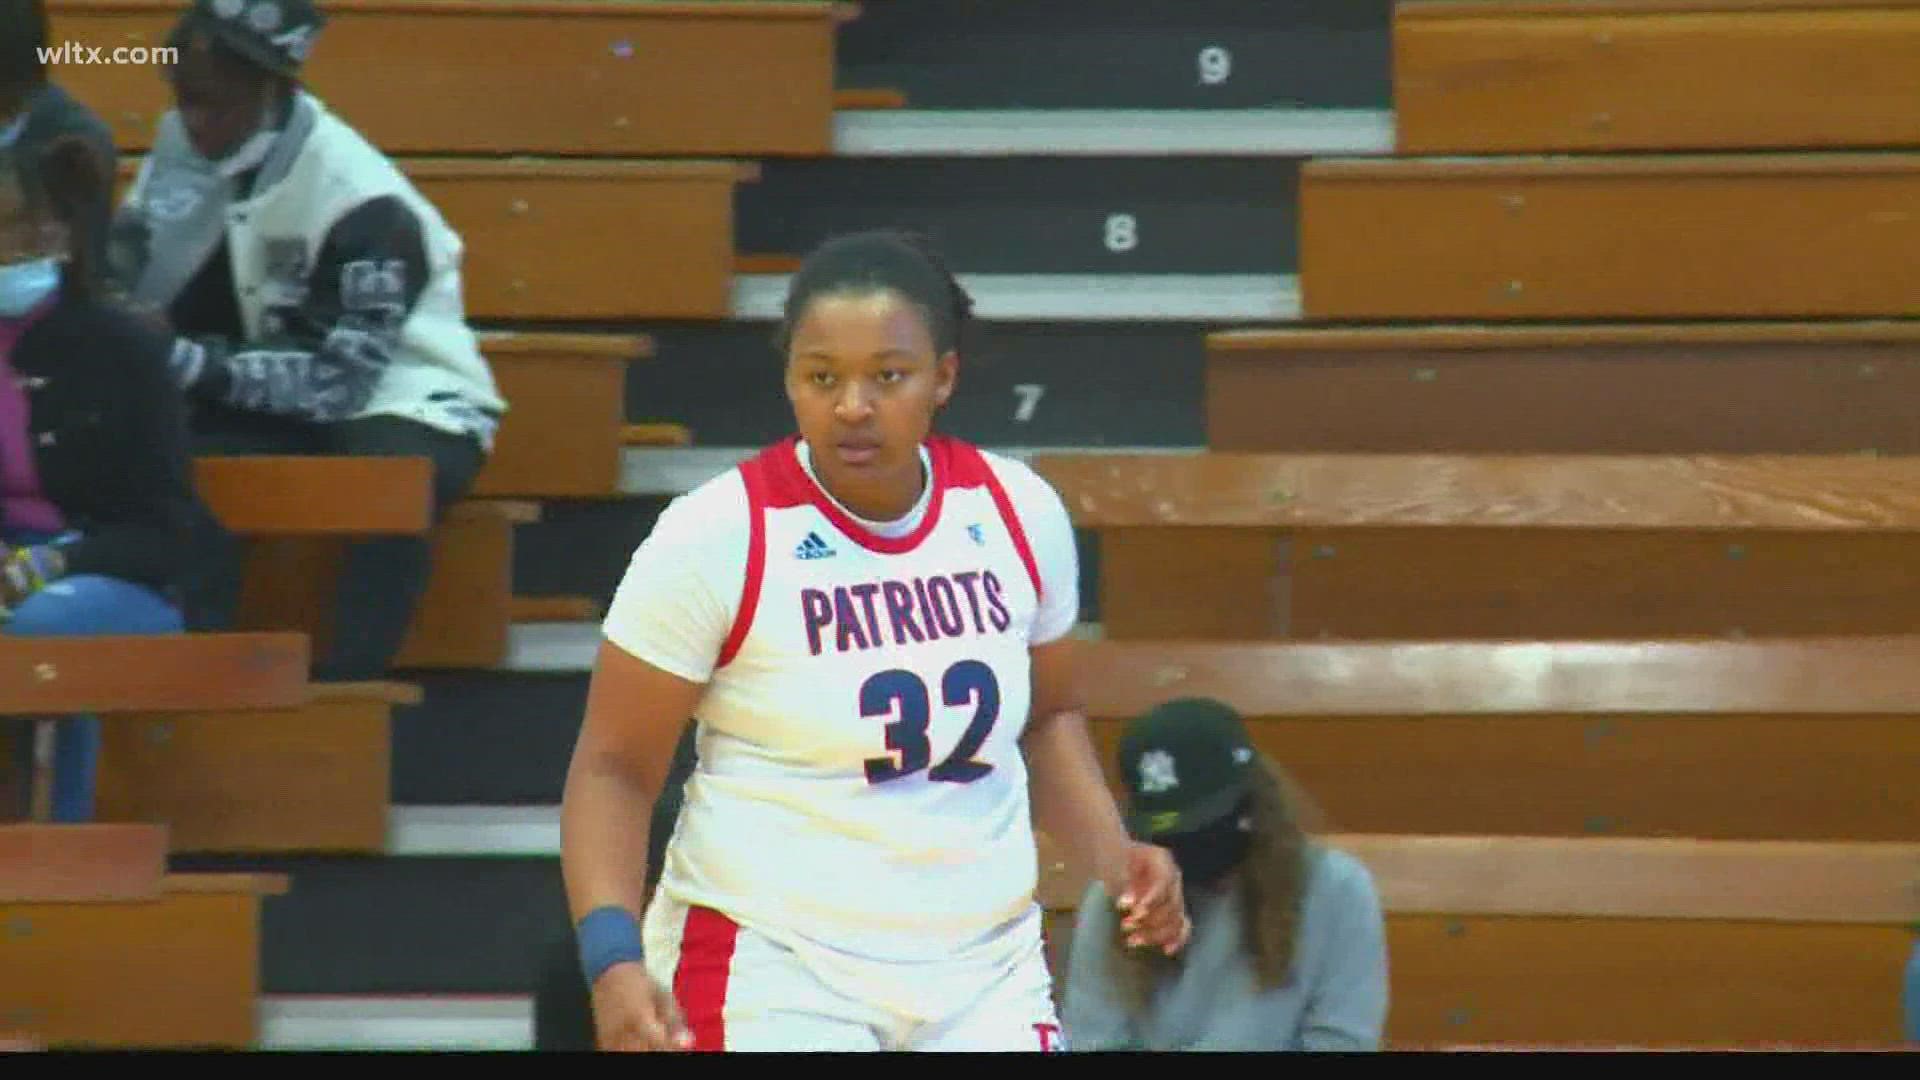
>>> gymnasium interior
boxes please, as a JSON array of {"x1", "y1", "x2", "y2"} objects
[{"x1": 6, "y1": 0, "x2": 1920, "y2": 1052}]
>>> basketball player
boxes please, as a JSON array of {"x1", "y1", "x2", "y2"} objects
[{"x1": 560, "y1": 230, "x2": 1190, "y2": 1052}]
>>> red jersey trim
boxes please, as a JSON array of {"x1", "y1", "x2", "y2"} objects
[
  {"x1": 770, "y1": 434, "x2": 951, "y2": 556},
  {"x1": 952, "y1": 441, "x2": 1043, "y2": 602},
  {"x1": 715, "y1": 455, "x2": 770, "y2": 669},
  {"x1": 674, "y1": 906, "x2": 739, "y2": 1052}
]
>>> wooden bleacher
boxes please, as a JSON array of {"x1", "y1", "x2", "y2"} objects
[
  {"x1": 1297, "y1": 153, "x2": 1920, "y2": 321},
  {"x1": 474, "y1": 331, "x2": 654, "y2": 499},
  {"x1": 406, "y1": 158, "x2": 751, "y2": 320},
  {"x1": 1032, "y1": 451, "x2": 1920, "y2": 640},
  {"x1": 1393, "y1": 0, "x2": 1920, "y2": 155},
  {"x1": 1077, "y1": 636, "x2": 1920, "y2": 841},
  {"x1": 1037, "y1": 831, "x2": 1920, "y2": 1047},
  {"x1": 1205, "y1": 322, "x2": 1920, "y2": 455},
  {"x1": 1, "y1": 633, "x2": 306, "y2": 1048},
  {"x1": 195, "y1": 454, "x2": 540, "y2": 670},
  {"x1": 50, "y1": 0, "x2": 851, "y2": 157},
  {"x1": 113, "y1": 157, "x2": 752, "y2": 320},
  {"x1": 95, "y1": 680, "x2": 421, "y2": 854},
  {"x1": 0, "y1": 633, "x2": 307, "y2": 715},
  {"x1": 0, "y1": 867, "x2": 289, "y2": 1048}
]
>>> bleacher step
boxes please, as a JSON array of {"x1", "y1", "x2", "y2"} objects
[
  {"x1": 730, "y1": 272, "x2": 1299, "y2": 322},
  {"x1": 387, "y1": 805, "x2": 559, "y2": 859},
  {"x1": 260, "y1": 995, "x2": 531, "y2": 1052},
  {"x1": 830, "y1": 107, "x2": 1394, "y2": 157}
]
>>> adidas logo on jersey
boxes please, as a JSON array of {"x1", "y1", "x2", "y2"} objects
[{"x1": 795, "y1": 532, "x2": 836, "y2": 560}]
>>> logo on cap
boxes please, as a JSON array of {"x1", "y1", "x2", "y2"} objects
[{"x1": 1137, "y1": 749, "x2": 1179, "y2": 794}]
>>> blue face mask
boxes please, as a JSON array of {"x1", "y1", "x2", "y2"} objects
[{"x1": 0, "y1": 258, "x2": 60, "y2": 318}]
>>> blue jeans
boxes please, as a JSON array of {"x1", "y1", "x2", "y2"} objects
[
  {"x1": 1905, "y1": 937, "x2": 1920, "y2": 1043},
  {"x1": 3, "y1": 570, "x2": 183, "y2": 822}
]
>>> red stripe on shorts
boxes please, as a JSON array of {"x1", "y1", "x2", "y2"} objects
[{"x1": 673, "y1": 906, "x2": 740, "y2": 1052}]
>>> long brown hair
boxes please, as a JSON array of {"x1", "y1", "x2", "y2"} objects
[{"x1": 1113, "y1": 754, "x2": 1327, "y2": 1009}]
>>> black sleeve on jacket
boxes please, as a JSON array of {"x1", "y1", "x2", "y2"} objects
[
  {"x1": 57, "y1": 308, "x2": 196, "y2": 593},
  {"x1": 181, "y1": 195, "x2": 432, "y2": 423}
]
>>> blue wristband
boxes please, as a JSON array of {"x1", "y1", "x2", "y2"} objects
[{"x1": 577, "y1": 906, "x2": 645, "y2": 986}]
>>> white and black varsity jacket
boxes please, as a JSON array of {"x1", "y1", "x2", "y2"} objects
[{"x1": 109, "y1": 91, "x2": 506, "y2": 449}]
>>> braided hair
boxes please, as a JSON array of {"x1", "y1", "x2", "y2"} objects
[{"x1": 777, "y1": 229, "x2": 975, "y2": 357}]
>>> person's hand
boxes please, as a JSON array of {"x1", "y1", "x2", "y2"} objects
[
  {"x1": 1113, "y1": 842, "x2": 1191, "y2": 956},
  {"x1": 590, "y1": 960, "x2": 693, "y2": 1051},
  {"x1": 0, "y1": 546, "x2": 63, "y2": 609},
  {"x1": 125, "y1": 301, "x2": 172, "y2": 338}
]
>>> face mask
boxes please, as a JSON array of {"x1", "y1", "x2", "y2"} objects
[
  {"x1": 213, "y1": 127, "x2": 280, "y2": 179},
  {"x1": 0, "y1": 258, "x2": 60, "y2": 318},
  {"x1": 1161, "y1": 804, "x2": 1253, "y2": 889}
]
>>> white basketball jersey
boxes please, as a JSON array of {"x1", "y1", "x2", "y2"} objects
[{"x1": 639, "y1": 435, "x2": 1063, "y2": 974}]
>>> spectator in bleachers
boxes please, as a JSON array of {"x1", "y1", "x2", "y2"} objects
[
  {"x1": 108, "y1": 0, "x2": 505, "y2": 681},
  {"x1": 1905, "y1": 914, "x2": 1918, "y2": 1044},
  {"x1": 0, "y1": 133, "x2": 194, "y2": 822},
  {"x1": 1061, "y1": 698, "x2": 1388, "y2": 1052},
  {"x1": 0, "y1": 0, "x2": 117, "y2": 274}
]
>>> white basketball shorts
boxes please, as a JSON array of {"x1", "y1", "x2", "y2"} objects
[{"x1": 643, "y1": 894, "x2": 1067, "y2": 1052}]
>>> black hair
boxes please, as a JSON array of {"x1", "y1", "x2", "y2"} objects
[
  {"x1": 776, "y1": 229, "x2": 975, "y2": 357},
  {"x1": 0, "y1": 0, "x2": 49, "y2": 98},
  {"x1": 0, "y1": 134, "x2": 109, "y2": 301}
]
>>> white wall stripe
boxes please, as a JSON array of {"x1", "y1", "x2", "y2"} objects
[
  {"x1": 731, "y1": 273, "x2": 1299, "y2": 323},
  {"x1": 260, "y1": 996, "x2": 533, "y2": 1052},
  {"x1": 831, "y1": 108, "x2": 1395, "y2": 158}
]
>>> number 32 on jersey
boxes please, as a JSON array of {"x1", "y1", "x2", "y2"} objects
[{"x1": 861, "y1": 660, "x2": 999, "y2": 785}]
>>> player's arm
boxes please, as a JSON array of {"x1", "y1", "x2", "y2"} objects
[
  {"x1": 561, "y1": 642, "x2": 703, "y2": 1051},
  {"x1": 164, "y1": 197, "x2": 426, "y2": 422},
  {"x1": 562, "y1": 642, "x2": 704, "y2": 931},
  {"x1": 1022, "y1": 636, "x2": 1132, "y2": 902},
  {"x1": 559, "y1": 488, "x2": 739, "y2": 1049},
  {"x1": 1009, "y1": 461, "x2": 1189, "y2": 955}
]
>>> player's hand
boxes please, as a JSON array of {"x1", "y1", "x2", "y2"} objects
[
  {"x1": 1115, "y1": 841, "x2": 1191, "y2": 956},
  {"x1": 590, "y1": 961, "x2": 693, "y2": 1051}
]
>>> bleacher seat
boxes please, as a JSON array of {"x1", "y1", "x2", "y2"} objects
[
  {"x1": 1298, "y1": 153, "x2": 1920, "y2": 320},
  {"x1": 1, "y1": 633, "x2": 309, "y2": 1048},
  {"x1": 1033, "y1": 451, "x2": 1920, "y2": 640},
  {"x1": 1038, "y1": 831, "x2": 1920, "y2": 1047},
  {"x1": 1078, "y1": 636, "x2": 1920, "y2": 841},
  {"x1": 95, "y1": 681, "x2": 422, "y2": 854},
  {"x1": 1394, "y1": 0, "x2": 1920, "y2": 154},
  {"x1": 473, "y1": 332, "x2": 655, "y2": 499},
  {"x1": 50, "y1": 0, "x2": 849, "y2": 157},
  {"x1": 0, "y1": 870, "x2": 288, "y2": 1047},
  {"x1": 116, "y1": 157, "x2": 753, "y2": 319},
  {"x1": 1206, "y1": 322, "x2": 1920, "y2": 454},
  {"x1": 192, "y1": 458, "x2": 537, "y2": 669}
]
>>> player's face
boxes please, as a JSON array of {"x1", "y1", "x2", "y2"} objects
[
  {"x1": 784, "y1": 289, "x2": 957, "y2": 518},
  {"x1": 0, "y1": 179, "x2": 65, "y2": 267},
  {"x1": 165, "y1": 40, "x2": 276, "y2": 161}
]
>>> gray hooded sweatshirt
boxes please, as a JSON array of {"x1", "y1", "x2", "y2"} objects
[{"x1": 1061, "y1": 844, "x2": 1389, "y2": 1052}]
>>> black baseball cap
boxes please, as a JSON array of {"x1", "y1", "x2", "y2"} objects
[
  {"x1": 169, "y1": 0, "x2": 326, "y2": 78},
  {"x1": 1116, "y1": 697, "x2": 1258, "y2": 840}
]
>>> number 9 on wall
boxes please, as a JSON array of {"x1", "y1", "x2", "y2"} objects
[{"x1": 1199, "y1": 45, "x2": 1232, "y2": 86}]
